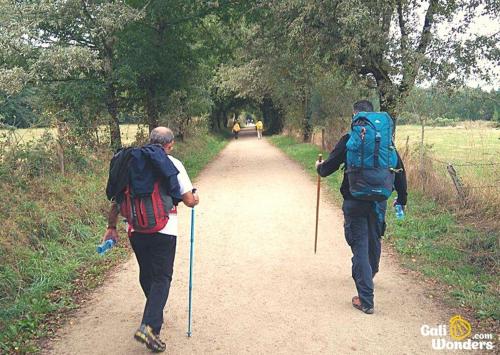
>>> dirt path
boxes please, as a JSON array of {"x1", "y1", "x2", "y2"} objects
[{"x1": 45, "y1": 129, "x2": 451, "y2": 354}]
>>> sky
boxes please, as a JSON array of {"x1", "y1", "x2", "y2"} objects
[{"x1": 437, "y1": 8, "x2": 499, "y2": 90}]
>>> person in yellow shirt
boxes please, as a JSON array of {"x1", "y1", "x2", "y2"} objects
[
  {"x1": 255, "y1": 120, "x2": 263, "y2": 139},
  {"x1": 232, "y1": 121, "x2": 241, "y2": 139}
]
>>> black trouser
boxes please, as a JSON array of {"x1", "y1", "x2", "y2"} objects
[
  {"x1": 342, "y1": 199, "x2": 386, "y2": 309},
  {"x1": 130, "y1": 232, "x2": 177, "y2": 334}
]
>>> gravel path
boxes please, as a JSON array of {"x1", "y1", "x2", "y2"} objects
[{"x1": 45, "y1": 129, "x2": 451, "y2": 354}]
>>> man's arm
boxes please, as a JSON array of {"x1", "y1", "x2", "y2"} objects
[
  {"x1": 174, "y1": 159, "x2": 199, "y2": 208},
  {"x1": 316, "y1": 134, "x2": 349, "y2": 177},
  {"x1": 394, "y1": 152, "x2": 408, "y2": 206},
  {"x1": 102, "y1": 202, "x2": 119, "y2": 242}
]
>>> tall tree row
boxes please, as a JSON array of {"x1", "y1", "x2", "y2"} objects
[
  {"x1": 215, "y1": 0, "x2": 498, "y2": 139},
  {"x1": 1, "y1": 1, "x2": 498, "y2": 144},
  {"x1": 0, "y1": 0, "x2": 250, "y2": 148}
]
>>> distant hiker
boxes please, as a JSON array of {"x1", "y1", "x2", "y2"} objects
[
  {"x1": 103, "y1": 127, "x2": 199, "y2": 352},
  {"x1": 232, "y1": 121, "x2": 241, "y2": 139},
  {"x1": 255, "y1": 119, "x2": 264, "y2": 139},
  {"x1": 315, "y1": 100, "x2": 407, "y2": 315}
]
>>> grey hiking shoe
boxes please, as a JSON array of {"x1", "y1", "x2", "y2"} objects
[
  {"x1": 352, "y1": 296, "x2": 374, "y2": 315},
  {"x1": 134, "y1": 324, "x2": 166, "y2": 353}
]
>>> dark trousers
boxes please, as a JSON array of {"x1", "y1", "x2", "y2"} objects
[
  {"x1": 342, "y1": 199, "x2": 387, "y2": 309},
  {"x1": 130, "y1": 232, "x2": 177, "y2": 334}
]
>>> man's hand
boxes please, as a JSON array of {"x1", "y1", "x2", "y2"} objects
[
  {"x1": 393, "y1": 198, "x2": 406, "y2": 211},
  {"x1": 182, "y1": 189, "x2": 199, "y2": 208},
  {"x1": 102, "y1": 227, "x2": 119, "y2": 243},
  {"x1": 315, "y1": 160, "x2": 323, "y2": 169}
]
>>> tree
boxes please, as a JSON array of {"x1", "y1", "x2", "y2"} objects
[
  {"x1": 260, "y1": 0, "x2": 499, "y2": 118},
  {"x1": 116, "y1": 0, "x2": 213, "y2": 132},
  {"x1": 0, "y1": 1, "x2": 143, "y2": 149}
]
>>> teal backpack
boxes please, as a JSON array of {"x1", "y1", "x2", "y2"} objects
[{"x1": 346, "y1": 111, "x2": 398, "y2": 201}]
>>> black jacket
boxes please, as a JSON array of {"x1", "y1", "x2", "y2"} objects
[
  {"x1": 106, "y1": 144, "x2": 183, "y2": 204},
  {"x1": 317, "y1": 134, "x2": 408, "y2": 205}
]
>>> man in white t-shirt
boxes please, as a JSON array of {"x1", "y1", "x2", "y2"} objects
[{"x1": 103, "y1": 127, "x2": 199, "y2": 352}]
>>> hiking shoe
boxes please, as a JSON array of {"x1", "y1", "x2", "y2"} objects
[
  {"x1": 352, "y1": 296, "x2": 374, "y2": 315},
  {"x1": 134, "y1": 324, "x2": 166, "y2": 353}
]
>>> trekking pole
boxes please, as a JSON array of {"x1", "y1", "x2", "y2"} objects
[
  {"x1": 314, "y1": 154, "x2": 322, "y2": 254},
  {"x1": 187, "y1": 189, "x2": 196, "y2": 337}
]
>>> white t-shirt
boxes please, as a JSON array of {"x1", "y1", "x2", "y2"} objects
[
  {"x1": 129, "y1": 155, "x2": 193, "y2": 237},
  {"x1": 158, "y1": 155, "x2": 193, "y2": 236}
]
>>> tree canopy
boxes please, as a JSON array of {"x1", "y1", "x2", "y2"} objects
[{"x1": 1, "y1": 0, "x2": 498, "y2": 145}]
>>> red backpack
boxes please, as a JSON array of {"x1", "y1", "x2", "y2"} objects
[{"x1": 119, "y1": 181, "x2": 174, "y2": 236}]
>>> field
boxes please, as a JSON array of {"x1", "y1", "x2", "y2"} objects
[
  {"x1": 395, "y1": 123, "x2": 499, "y2": 213},
  {"x1": 0, "y1": 124, "x2": 145, "y2": 146},
  {"x1": 395, "y1": 122, "x2": 499, "y2": 163}
]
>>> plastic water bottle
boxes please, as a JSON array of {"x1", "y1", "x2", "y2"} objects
[
  {"x1": 96, "y1": 239, "x2": 116, "y2": 255},
  {"x1": 394, "y1": 204, "x2": 405, "y2": 220}
]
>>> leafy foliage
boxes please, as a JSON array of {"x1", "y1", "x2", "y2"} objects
[{"x1": 402, "y1": 86, "x2": 500, "y2": 122}]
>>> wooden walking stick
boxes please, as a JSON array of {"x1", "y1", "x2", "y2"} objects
[{"x1": 314, "y1": 154, "x2": 322, "y2": 254}]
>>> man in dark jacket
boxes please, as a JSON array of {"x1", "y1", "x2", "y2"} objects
[
  {"x1": 316, "y1": 100, "x2": 407, "y2": 314},
  {"x1": 103, "y1": 127, "x2": 199, "y2": 352}
]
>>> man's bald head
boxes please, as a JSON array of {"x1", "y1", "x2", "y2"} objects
[{"x1": 150, "y1": 127, "x2": 175, "y2": 146}]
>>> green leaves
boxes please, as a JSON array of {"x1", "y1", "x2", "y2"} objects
[{"x1": 0, "y1": 67, "x2": 30, "y2": 95}]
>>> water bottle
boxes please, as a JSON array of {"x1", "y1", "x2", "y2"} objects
[
  {"x1": 96, "y1": 239, "x2": 116, "y2": 255},
  {"x1": 394, "y1": 204, "x2": 405, "y2": 220}
]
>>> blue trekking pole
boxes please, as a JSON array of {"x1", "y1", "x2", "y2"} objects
[{"x1": 187, "y1": 189, "x2": 196, "y2": 337}]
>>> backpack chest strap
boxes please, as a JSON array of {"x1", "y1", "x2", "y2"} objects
[{"x1": 374, "y1": 132, "x2": 381, "y2": 168}]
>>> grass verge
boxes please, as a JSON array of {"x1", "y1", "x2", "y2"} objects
[
  {"x1": 269, "y1": 135, "x2": 499, "y2": 327},
  {"x1": 0, "y1": 132, "x2": 228, "y2": 353}
]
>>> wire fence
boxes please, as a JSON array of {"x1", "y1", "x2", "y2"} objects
[
  {"x1": 307, "y1": 122, "x2": 500, "y2": 229},
  {"x1": 395, "y1": 127, "x2": 500, "y2": 231}
]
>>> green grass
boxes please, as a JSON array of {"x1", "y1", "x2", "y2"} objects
[
  {"x1": 270, "y1": 135, "x2": 499, "y2": 323},
  {"x1": 395, "y1": 124, "x2": 500, "y2": 187},
  {"x1": 0, "y1": 131, "x2": 228, "y2": 353},
  {"x1": 396, "y1": 123, "x2": 499, "y2": 163},
  {"x1": 0, "y1": 124, "x2": 148, "y2": 145},
  {"x1": 396, "y1": 124, "x2": 499, "y2": 231}
]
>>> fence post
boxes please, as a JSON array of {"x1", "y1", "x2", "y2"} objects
[
  {"x1": 56, "y1": 121, "x2": 65, "y2": 176},
  {"x1": 419, "y1": 118, "x2": 426, "y2": 191},
  {"x1": 403, "y1": 135, "x2": 410, "y2": 159},
  {"x1": 447, "y1": 163, "x2": 466, "y2": 206}
]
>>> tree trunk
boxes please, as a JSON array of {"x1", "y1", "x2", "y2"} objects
[
  {"x1": 106, "y1": 82, "x2": 122, "y2": 150},
  {"x1": 269, "y1": 101, "x2": 283, "y2": 135},
  {"x1": 215, "y1": 109, "x2": 221, "y2": 130},
  {"x1": 102, "y1": 39, "x2": 121, "y2": 150},
  {"x1": 260, "y1": 95, "x2": 283, "y2": 135},
  {"x1": 260, "y1": 97, "x2": 271, "y2": 132},
  {"x1": 222, "y1": 109, "x2": 228, "y2": 129},
  {"x1": 302, "y1": 94, "x2": 312, "y2": 142},
  {"x1": 209, "y1": 106, "x2": 221, "y2": 132},
  {"x1": 144, "y1": 81, "x2": 159, "y2": 133},
  {"x1": 376, "y1": 75, "x2": 401, "y2": 120}
]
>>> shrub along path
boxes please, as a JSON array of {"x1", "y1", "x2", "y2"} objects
[{"x1": 44, "y1": 129, "x2": 452, "y2": 354}]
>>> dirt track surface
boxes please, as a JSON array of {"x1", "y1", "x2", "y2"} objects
[{"x1": 45, "y1": 129, "x2": 452, "y2": 354}]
